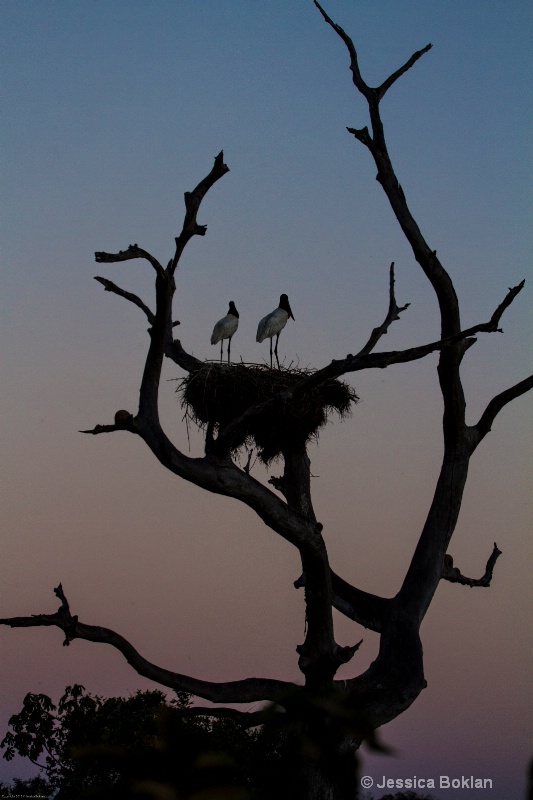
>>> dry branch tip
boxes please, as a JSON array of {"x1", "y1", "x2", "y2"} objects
[{"x1": 441, "y1": 543, "x2": 502, "y2": 587}]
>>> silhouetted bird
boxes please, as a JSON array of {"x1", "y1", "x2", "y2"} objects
[
  {"x1": 256, "y1": 293, "x2": 294, "y2": 368},
  {"x1": 211, "y1": 301, "x2": 239, "y2": 364}
]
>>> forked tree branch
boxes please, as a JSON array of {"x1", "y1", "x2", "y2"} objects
[
  {"x1": 441, "y1": 543, "x2": 502, "y2": 587},
  {"x1": 314, "y1": 1, "x2": 432, "y2": 102},
  {"x1": 0, "y1": 586, "x2": 291, "y2": 704},
  {"x1": 314, "y1": 3, "x2": 531, "y2": 636},
  {"x1": 316, "y1": 1, "x2": 458, "y2": 335},
  {"x1": 82, "y1": 49, "x2": 530, "y2": 699}
]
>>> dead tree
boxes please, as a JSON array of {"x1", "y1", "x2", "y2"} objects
[{"x1": 2, "y1": 4, "x2": 531, "y2": 799}]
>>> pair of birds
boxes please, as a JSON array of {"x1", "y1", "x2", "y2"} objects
[{"x1": 210, "y1": 294, "x2": 294, "y2": 368}]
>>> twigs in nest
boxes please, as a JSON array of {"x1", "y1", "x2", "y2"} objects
[{"x1": 176, "y1": 363, "x2": 358, "y2": 464}]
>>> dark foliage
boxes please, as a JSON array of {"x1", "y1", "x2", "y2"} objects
[
  {"x1": 0, "y1": 775, "x2": 53, "y2": 797},
  {"x1": 0, "y1": 686, "x2": 287, "y2": 799}
]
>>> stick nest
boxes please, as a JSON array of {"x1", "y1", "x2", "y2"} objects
[{"x1": 177, "y1": 363, "x2": 359, "y2": 464}]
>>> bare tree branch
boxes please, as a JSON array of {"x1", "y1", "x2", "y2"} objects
[
  {"x1": 95, "y1": 244, "x2": 165, "y2": 277},
  {"x1": 480, "y1": 279, "x2": 525, "y2": 330},
  {"x1": 171, "y1": 151, "x2": 229, "y2": 271},
  {"x1": 211, "y1": 326, "x2": 485, "y2": 456},
  {"x1": 314, "y1": 2, "x2": 368, "y2": 97},
  {"x1": 83, "y1": 415, "x2": 339, "y2": 565},
  {"x1": 293, "y1": 567, "x2": 388, "y2": 634},
  {"x1": 94, "y1": 277, "x2": 155, "y2": 324},
  {"x1": 164, "y1": 338, "x2": 204, "y2": 372},
  {"x1": 81, "y1": 50, "x2": 531, "y2": 720},
  {"x1": 314, "y1": 2, "x2": 432, "y2": 102},
  {"x1": 330, "y1": 573, "x2": 389, "y2": 633},
  {"x1": 210, "y1": 276, "x2": 525, "y2": 460},
  {"x1": 131, "y1": 154, "x2": 229, "y2": 426},
  {"x1": 0, "y1": 586, "x2": 291, "y2": 704},
  {"x1": 470, "y1": 374, "x2": 533, "y2": 447},
  {"x1": 80, "y1": 423, "x2": 127, "y2": 435},
  {"x1": 357, "y1": 263, "x2": 410, "y2": 355},
  {"x1": 179, "y1": 275, "x2": 526, "y2": 461},
  {"x1": 441, "y1": 543, "x2": 502, "y2": 587},
  {"x1": 377, "y1": 44, "x2": 433, "y2": 100},
  {"x1": 458, "y1": 280, "x2": 526, "y2": 338},
  {"x1": 308, "y1": 13, "x2": 531, "y2": 714},
  {"x1": 316, "y1": 3, "x2": 459, "y2": 334},
  {"x1": 80, "y1": 409, "x2": 136, "y2": 434},
  {"x1": 79, "y1": 404, "x2": 391, "y2": 643}
]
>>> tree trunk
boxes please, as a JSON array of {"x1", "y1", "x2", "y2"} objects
[{"x1": 280, "y1": 722, "x2": 360, "y2": 800}]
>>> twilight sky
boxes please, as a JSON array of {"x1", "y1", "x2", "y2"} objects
[{"x1": 1, "y1": 2, "x2": 532, "y2": 798}]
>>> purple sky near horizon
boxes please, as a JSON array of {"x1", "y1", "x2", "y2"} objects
[{"x1": 1, "y1": 1, "x2": 532, "y2": 798}]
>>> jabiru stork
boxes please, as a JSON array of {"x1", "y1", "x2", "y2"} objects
[
  {"x1": 256, "y1": 293, "x2": 294, "y2": 368},
  {"x1": 211, "y1": 301, "x2": 239, "y2": 364}
]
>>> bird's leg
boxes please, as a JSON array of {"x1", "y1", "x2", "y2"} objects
[
  {"x1": 269, "y1": 337, "x2": 273, "y2": 369},
  {"x1": 220, "y1": 341, "x2": 223, "y2": 363},
  {"x1": 274, "y1": 334, "x2": 280, "y2": 369},
  {"x1": 227, "y1": 336, "x2": 232, "y2": 365}
]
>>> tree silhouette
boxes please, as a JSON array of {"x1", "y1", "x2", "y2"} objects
[
  {"x1": 2, "y1": 4, "x2": 531, "y2": 799},
  {"x1": 2, "y1": 685, "x2": 285, "y2": 798}
]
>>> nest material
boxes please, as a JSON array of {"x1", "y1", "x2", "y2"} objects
[{"x1": 178, "y1": 363, "x2": 358, "y2": 464}]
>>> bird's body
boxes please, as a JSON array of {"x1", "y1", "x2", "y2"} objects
[
  {"x1": 256, "y1": 293, "x2": 294, "y2": 368},
  {"x1": 211, "y1": 301, "x2": 239, "y2": 363}
]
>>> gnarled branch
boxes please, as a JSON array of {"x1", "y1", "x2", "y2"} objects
[
  {"x1": 95, "y1": 244, "x2": 164, "y2": 277},
  {"x1": 441, "y1": 544, "x2": 502, "y2": 587},
  {"x1": 314, "y1": 4, "x2": 531, "y2": 645},
  {"x1": 0, "y1": 586, "x2": 291, "y2": 704},
  {"x1": 172, "y1": 151, "x2": 229, "y2": 270}
]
